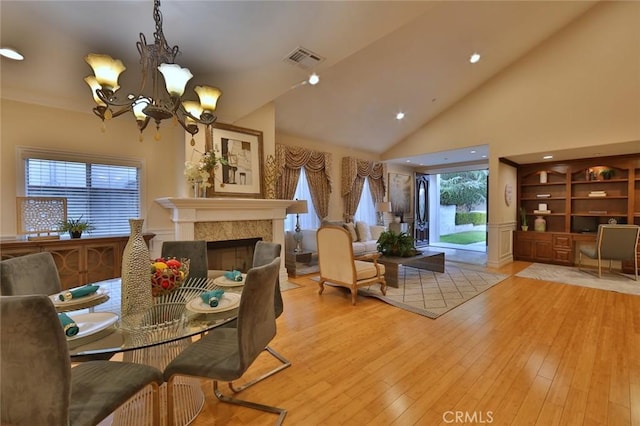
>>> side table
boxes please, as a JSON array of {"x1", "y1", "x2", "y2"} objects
[{"x1": 285, "y1": 250, "x2": 318, "y2": 277}]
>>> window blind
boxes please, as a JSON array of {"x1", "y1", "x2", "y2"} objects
[{"x1": 25, "y1": 157, "x2": 141, "y2": 236}]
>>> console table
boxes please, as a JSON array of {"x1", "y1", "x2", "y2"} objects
[{"x1": 0, "y1": 234, "x2": 155, "y2": 290}]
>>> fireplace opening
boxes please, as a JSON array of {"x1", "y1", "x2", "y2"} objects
[{"x1": 207, "y1": 237, "x2": 262, "y2": 272}]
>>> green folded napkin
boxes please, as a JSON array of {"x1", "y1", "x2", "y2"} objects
[
  {"x1": 58, "y1": 284, "x2": 100, "y2": 302},
  {"x1": 200, "y1": 289, "x2": 225, "y2": 307},
  {"x1": 58, "y1": 313, "x2": 79, "y2": 337},
  {"x1": 223, "y1": 270, "x2": 243, "y2": 282}
]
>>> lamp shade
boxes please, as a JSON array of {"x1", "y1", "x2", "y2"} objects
[
  {"x1": 194, "y1": 85, "x2": 222, "y2": 112},
  {"x1": 286, "y1": 200, "x2": 308, "y2": 215},
  {"x1": 158, "y1": 63, "x2": 193, "y2": 97},
  {"x1": 85, "y1": 53, "x2": 125, "y2": 92},
  {"x1": 375, "y1": 201, "x2": 391, "y2": 213}
]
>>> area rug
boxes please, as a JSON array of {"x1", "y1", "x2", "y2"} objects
[
  {"x1": 281, "y1": 279, "x2": 301, "y2": 292},
  {"x1": 515, "y1": 263, "x2": 640, "y2": 296},
  {"x1": 313, "y1": 264, "x2": 509, "y2": 319}
]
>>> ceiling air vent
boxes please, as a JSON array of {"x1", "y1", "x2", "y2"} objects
[{"x1": 283, "y1": 46, "x2": 325, "y2": 70}]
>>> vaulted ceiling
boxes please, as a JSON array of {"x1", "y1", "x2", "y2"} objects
[{"x1": 1, "y1": 1, "x2": 606, "y2": 166}]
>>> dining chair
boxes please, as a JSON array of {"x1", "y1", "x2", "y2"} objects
[
  {"x1": 578, "y1": 224, "x2": 640, "y2": 280},
  {"x1": 0, "y1": 251, "x2": 62, "y2": 295},
  {"x1": 164, "y1": 257, "x2": 287, "y2": 425},
  {"x1": 316, "y1": 225, "x2": 387, "y2": 304},
  {"x1": 224, "y1": 241, "x2": 291, "y2": 393},
  {"x1": 161, "y1": 240, "x2": 209, "y2": 279},
  {"x1": 0, "y1": 294, "x2": 164, "y2": 426}
]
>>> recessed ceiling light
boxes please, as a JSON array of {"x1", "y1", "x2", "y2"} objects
[
  {"x1": 0, "y1": 47, "x2": 24, "y2": 61},
  {"x1": 308, "y1": 73, "x2": 320, "y2": 85},
  {"x1": 469, "y1": 52, "x2": 481, "y2": 64},
  {"x1": 405, "y1": 160, "x2": 411, "y2": 163},
  {"x1": 470, "y1": 150, "x2": 476, "y2": 154},
  {"x1": 481, "y1": 155, "x2": 487, "y2": 158},
  {"x1": 543, "y1": 155, "x2": 553, "y2": 160},
  {"x1": 396, "y1": 112, "x2": 405, "y2": 120}
]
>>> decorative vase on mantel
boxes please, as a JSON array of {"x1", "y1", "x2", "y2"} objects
[{"x1": 120, "y1": 218, "x2": 152, "y2": 324}]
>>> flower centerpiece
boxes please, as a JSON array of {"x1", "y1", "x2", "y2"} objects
[
  {"x1": 184, "y1": 148, "x2": 228, "y2": 197},
  {"x1": 150, "y1": 257, "x2": 190, "y2": 297}
]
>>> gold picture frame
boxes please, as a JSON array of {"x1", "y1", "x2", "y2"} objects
[{"x1": 205, "y1": 123, "x2": 264, "y2": 198}]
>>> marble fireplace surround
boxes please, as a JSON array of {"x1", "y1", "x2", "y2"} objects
[{"x1": 155, "y1": 197, "x2": 296, "y2": 282}]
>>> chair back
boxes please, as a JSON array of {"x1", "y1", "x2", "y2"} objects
[
  {"x1": 161, "y1": 240, "x2": 208, "y2": 279},
  {"x1": 317, "y1": 226, "x2": 356, "y2": 284},
  {"x1": 1, "y1": 294, "x2": 71, "y2": 425},
  {"x1": 0, "y1": 252, "x2": 62, "y2": 295},
  {"x1": 252, "y1": 241, "x2": 283, "y2": 317},
  {"x1": 598, "y1": 224, "x2": 640, "y2": 261},
  {"x1": 237, "y1": 257, "x2": 280, "y2": 372}
]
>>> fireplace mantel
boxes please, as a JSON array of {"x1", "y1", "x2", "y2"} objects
[{"x1": 156, "y1": 197, "x2": 296, "y2": 282}]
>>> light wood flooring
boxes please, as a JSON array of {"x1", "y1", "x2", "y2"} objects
[{"x1": 190, "y1": 260, "x2": 640, "y2": 425}]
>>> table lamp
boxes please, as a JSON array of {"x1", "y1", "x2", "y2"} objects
[
  {"x1": 286, "y1": 199, "x2": 309, "y2": 252},
  {"x1": 375, "y1": 201, "x2": 391, "y2": 226}
]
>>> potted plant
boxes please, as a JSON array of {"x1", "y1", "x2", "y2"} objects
[
  {"x1": 520, "y1": 207, "x2": 528, "y2": 231},
  {"x1": 599, "y1": 168, "x2": 614, "y2": 180},
  {"x1": 376, "y1": 230, "x2": 418, "y2": 257},
  {"x1": 59, "y1": 216, "x2": 94, "y2": 238}
]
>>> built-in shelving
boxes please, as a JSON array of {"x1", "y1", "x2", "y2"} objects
[{"x1": 514, "y1": 154, "x2": 639, "y2": 272}]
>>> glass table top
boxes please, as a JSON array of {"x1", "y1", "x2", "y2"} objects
[{"x1": 59, "y1": 277, "x2": 239, "y2": 358}]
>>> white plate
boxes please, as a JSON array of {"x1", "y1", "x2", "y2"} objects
[
  {"x1": 213, "y1": 274, "x2": 247, "y2": 287},
  {"x1": 52, "y1": 288, "x2": 107, "y2": 307},
  {"x1": 186, "y1": 292, "x2": 241, "y2": 313},
  {"x1": 65, "y1": 312, "x2": 119, "y2": 341}
]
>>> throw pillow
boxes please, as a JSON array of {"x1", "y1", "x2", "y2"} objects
[
  {"x1": 355, "y1": 221, "x2": 372, "y2": 242},
  {"x1": 343, "y1": 222, "x2": 358, "y2": 241}
]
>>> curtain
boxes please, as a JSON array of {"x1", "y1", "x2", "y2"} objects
[
  {"x1": 342, "y1": 157, "x2": 386, "y2": 222},
  {"x1": 275, "y1": 144, "x2": 332, "y2": 220}
]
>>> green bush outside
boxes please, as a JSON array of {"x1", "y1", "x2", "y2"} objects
[{"x1": 455, "y1": 212, "x2": 486, "y2": 226}]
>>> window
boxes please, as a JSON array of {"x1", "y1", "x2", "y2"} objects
[
  {"x1": 285, "y1": 168, "x2": 320, "y2": 231},
  {"x1": 353, "y1": 177, "x2": 376, "y2": 224},
  {"x1": 20, "y1": 148, "x2": 142, "y2": 236}
]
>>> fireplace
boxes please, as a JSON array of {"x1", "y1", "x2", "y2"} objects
[
  {"x1": 155, "y1": 197, "x2": 296, "y2": 283},
  {"x1": 207, "y1": 237, "x2": 262, "y2": 272}
]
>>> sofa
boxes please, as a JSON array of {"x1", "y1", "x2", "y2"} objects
[{"x1": 285, "y1": 221, "x2": 385, "y2": 257}]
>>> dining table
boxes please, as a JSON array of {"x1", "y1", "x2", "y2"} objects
[{"x1": 54, "y1": 275, "x2": 244, "y2": 426}]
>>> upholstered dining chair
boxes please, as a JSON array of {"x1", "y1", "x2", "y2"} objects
[
  {"x1": 164, "y1": 257, "x2": 287, "y2": 425},
  {"x1": 316, "y1": 225, "x2": 387, "y2": 305},
  {"x1": 0, "y1": 251, "x2": 62, "y2": 295},
  {"x1": 578, "y1": 224, "x2": 640, "y2": 281},
  {"x1": 223, "y1": 241, "x2": 292, "y2": 393},
  {"x1": 1, "y1": 294, "x2": 164, "y2": 426},
  {"x1": 161, "y1": 240, "x2": 209, "y2": 279}
]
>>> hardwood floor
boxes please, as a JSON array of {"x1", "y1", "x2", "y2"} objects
[{"x1": 190, "y1": 261, "x2": 640, "y2": 425}]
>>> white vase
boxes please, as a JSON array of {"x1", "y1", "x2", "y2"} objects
[
  {"x1": 540, "y1": 171, "x2": 548, "y2": 183},
  {"x1": 534, "y1": 216, "x2": 546, "y2": 232},
  {"x1": 120, "y1": 218, "x2": 152, "y2": 323}
]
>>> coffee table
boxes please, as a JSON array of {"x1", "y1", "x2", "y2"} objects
[{"x1": 377, "y1": 250, "x2": 445, "y2": 288}]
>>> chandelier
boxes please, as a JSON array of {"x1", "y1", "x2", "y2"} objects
[{"x1": 84, "y1": 0, "x2": 221, "y2": 143}]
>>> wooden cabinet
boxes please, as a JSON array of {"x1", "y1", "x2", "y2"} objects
[
  {"x1": 515, "y1": 154, "x2": 639, "y2": 272},
  {"x1": 0, "y1": 234, "x2": 155, "y2": 290}
]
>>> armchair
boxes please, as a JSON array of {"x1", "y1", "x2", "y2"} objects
[
  {"x1": 316, "y1": 225, "x2": 386, "y2": 305},
  {"x1": 578, "y1": 224, "x2": 640, "y2": 281}
]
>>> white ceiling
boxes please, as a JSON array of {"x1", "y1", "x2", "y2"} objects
[{"x1": 2, "y1": 0, "x2": 610, "y2": 167}]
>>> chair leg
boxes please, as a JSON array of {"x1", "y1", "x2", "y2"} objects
[
  {"x1": 351, "y1": 286, "x2": 357, "y2": 305},
  {"x1": 213, "y1": 381, "x2": 287, "y2": 425},
  {"x1": 318, "y1": 279, "x2": 325, "y2": 295},
  {"x1": 229, "y1": 346, "x2": 291, "y2": 393}
]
